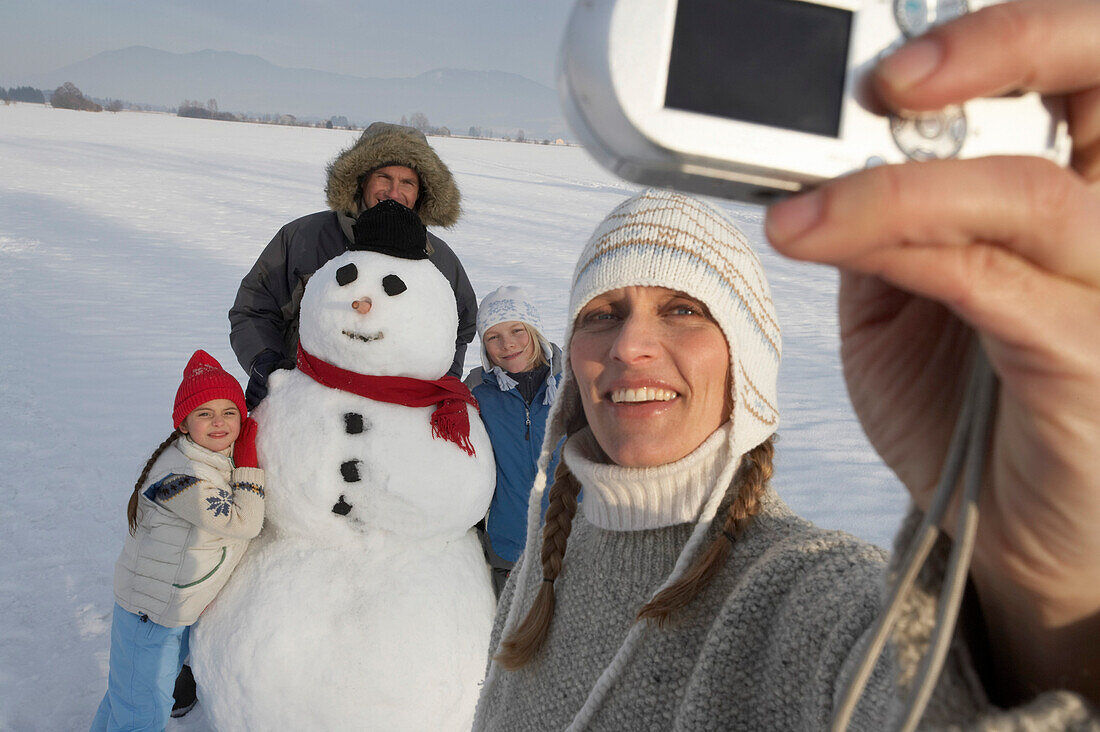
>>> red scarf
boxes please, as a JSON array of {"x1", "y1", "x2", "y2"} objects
[{"x1": 296, "y1": 344, "x2": 480, "y2": 456}]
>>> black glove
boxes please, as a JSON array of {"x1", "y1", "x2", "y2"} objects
[{"x1": 245, "y1": 350, "x2": 295, "y2": 409}]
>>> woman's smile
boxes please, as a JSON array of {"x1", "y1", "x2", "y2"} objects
[{"x1": 608, "y1": 385, "x2": 679, "y2": 403}]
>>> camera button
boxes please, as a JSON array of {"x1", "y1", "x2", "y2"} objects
[
  {"x1": 894, "y1": 0, "x2": 971, "y2": 38},
  {"x1": 890, "y1": 107, "x2": 967, "y2": 161}
]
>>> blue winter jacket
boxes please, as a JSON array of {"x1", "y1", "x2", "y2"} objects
[{"x1": 466, "y1": 348, "x2": 563, "y2": 564}]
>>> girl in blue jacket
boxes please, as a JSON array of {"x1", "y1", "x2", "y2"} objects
[{"x1": 465, "y1": 287, "x2": 561, "y2": 596}]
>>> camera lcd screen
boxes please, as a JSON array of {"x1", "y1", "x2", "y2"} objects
[{"x1": 665, "y1": 0, "x2": 852, "y2": 138}]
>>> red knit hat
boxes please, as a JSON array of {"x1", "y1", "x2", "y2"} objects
[{"x1": 173, "y1": 350, "x2": 247, "y2": 428}]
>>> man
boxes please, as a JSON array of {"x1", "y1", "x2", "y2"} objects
[{"x1": 230, "y1": 122, "x2": 477, "y2": 408}]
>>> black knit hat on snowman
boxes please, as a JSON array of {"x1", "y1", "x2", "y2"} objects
[{"x1": 351, "y1": 199, "x2": 429, "y2": 260}]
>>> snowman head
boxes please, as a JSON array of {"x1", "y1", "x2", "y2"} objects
[{"x1": 298, "y1": 202, "x2": 458, "y2": 379}]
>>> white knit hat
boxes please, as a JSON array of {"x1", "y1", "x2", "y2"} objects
[{"x1": 480, "y1": 190, "x2": 783, "y2": 725}]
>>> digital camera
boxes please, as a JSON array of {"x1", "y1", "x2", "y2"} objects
[{"x1": 559, "y1": 0, "x2": 1071, "y2": 205}]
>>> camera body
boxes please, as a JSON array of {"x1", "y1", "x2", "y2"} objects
[{"x1": 559, "y1": 0, "x2": 1071, "y2": 205}]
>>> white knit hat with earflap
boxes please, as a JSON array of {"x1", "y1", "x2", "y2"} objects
[
  {"x1": 555, "y1": 190, "x2": 781, "y2": 461},
  {"x1": 478, "y1": 189, "x2": 782, "y2": 729}
]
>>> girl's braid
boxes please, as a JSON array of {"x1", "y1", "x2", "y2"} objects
[{"x1": 127, "y1": 430, "x2": 180, "y2": 535}]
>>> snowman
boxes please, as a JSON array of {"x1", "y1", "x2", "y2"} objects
[{"x1": 191, "y1": 200, "x2": 496, "y2": 731}]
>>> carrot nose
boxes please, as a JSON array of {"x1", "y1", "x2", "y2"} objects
[{"x1": 352, "y1": 297, "x2": 372, "y2": 313}]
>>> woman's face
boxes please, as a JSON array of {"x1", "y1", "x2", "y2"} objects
[
  {"x1": 570, "y1": 286, "x2": 730, "y2": 468},
  {"x1": 484, "y1": 320, "x2": 539, "y2": 373}
]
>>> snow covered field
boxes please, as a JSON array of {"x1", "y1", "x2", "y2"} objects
[{"x1": 0, "y1": 103, "x2": 906, "y2": 730}]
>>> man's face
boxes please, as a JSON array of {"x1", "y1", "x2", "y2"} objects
[{"x1": 362, "y1": 165, "x2": 420, "y2": 210}]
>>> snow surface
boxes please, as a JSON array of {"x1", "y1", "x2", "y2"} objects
[{"x1": 0, "y1": 103, "x2": 908, "y2": 730}]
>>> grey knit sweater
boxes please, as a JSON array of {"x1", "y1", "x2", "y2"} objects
[{"x1": 474, "y1": 430, "x2": 1099, "y2": 731}]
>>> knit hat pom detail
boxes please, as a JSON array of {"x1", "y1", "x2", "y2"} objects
[{"x1": 173, "y1": 350, "x2": 247, "y2": 428}]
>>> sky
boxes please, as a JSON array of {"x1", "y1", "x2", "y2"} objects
[{"x1": 0, "y1": 1, "x2": 574, "y2": 87}]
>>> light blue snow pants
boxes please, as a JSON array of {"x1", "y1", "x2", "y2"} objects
[{"x1": 90, "y1": 604, "x2": 190, "y2": 732}]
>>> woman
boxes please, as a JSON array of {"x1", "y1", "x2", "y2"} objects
[
  {"x1": 475, "y1": 190, "x2": 904, "y2": 729},
  {"x1": 474, "y1": 11, "x2": 1100, "y2": 715},
  {"x1": 466, "y1": 286, "x2": 562, "y2": 596}
]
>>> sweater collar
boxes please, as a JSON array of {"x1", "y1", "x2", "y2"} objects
[
  {"x1": 177, "y1": 434, "x2": 234, "y2": 472},
  {"x1": 568, "y1": 422, "x2": 737, "y2": 531}
]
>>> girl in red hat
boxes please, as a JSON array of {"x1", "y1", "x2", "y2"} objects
[{"x1": 91, "y1": 350, "x2": 266, "y2": 731}]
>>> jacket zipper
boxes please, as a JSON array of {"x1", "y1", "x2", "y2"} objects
[
  {"x1": 173, "y1": 547, "x2": 227, "y2": 588},
  {"x1": 525, "y1": 405, "x2": 531, "y2": 441}
]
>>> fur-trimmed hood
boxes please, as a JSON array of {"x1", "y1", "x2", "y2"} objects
[{"x1": 324, "y1": 122, "x2": 461, "y2": 227}]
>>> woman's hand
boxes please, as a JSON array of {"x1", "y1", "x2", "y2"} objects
[{"x1": 765, "y1": 0, "x2": 1100, "y2": 703}]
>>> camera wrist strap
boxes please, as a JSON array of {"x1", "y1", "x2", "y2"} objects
[{"x1": 830, "y1": 343, "x2": 998, "y2": 731}]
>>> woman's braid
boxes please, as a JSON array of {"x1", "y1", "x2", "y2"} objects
[
  {"x1": 637, "y1": 436, "x2": 775, "y2": 625},
  {"x1": 495, "y1": 460, "x2": 582, "y2": 669}
]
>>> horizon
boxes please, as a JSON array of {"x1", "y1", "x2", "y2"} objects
[
  {"x1": 7, "y1": 44, "x2": 560, "y2": 89},
  {"x1": 3, "y1": 43, "x2": 573, "y2": 140}
]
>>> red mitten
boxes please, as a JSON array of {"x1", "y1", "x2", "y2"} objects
[{"x1": 234, "y1": 417, "x2": 260, "y2": 468}]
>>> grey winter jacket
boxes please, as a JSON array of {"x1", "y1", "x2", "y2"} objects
[{"x1": 229, "y1": 209, "x2": 476, "y2": 378}]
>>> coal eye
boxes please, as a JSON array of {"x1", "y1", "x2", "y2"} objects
[
  {"x1": 336, "y1": 264, "x2": 358, "y2": 286},
  {"x1": 382, "y1": 274, "x2": 407, "y2": 296}
]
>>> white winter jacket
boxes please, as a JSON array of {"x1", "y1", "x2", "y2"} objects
[{"x1": 114, "y1": 436, "x2": 265, "y2": 627}]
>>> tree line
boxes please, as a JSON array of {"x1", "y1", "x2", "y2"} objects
[
  {"x1": 2, "y1": 83, "x2": 562, "y2": 143},
  {"x1": 2, "y1": 86, "x2": 47, "y2": 104},
  {"x1": 178, "y1": 99, "x2": 238, "y2": 121},
  {"x1": 2, "y1": 82, "x2": 125, "y2": 112}
]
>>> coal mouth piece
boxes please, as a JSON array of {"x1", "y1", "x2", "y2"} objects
[
  {"x1": 342, "y1": 330, "x2": 383, "y2": 343},
  {"x1": 332, "y1": 495, "x2": 353, "y2": 515}
]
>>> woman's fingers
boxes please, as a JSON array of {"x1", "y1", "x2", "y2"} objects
[
  {"x1": 765, "y1": 156, "x2": 1100, "y2": 292},
  {"x1": 1069, "y1": 85, "x2": 1100, "y2": 182},
  {"x1": 874, "y1": 0, "x2": 1100, "y2": 109},
  {"x1": 872, "y1": 0, "x2": 1100, "y2": 180}
]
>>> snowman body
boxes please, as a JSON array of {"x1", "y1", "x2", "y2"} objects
[{"x1": 191, "y1": 247, "x2": 496, "y2": 731}]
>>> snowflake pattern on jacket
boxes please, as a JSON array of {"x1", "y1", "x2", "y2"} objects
[{"x1": 206, "y1": 489, "x2": 233, "y2": 517}]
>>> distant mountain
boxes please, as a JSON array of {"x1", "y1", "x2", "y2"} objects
[{"x1": 35, "y1": 46, "x2": 570, "y2": 139}]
